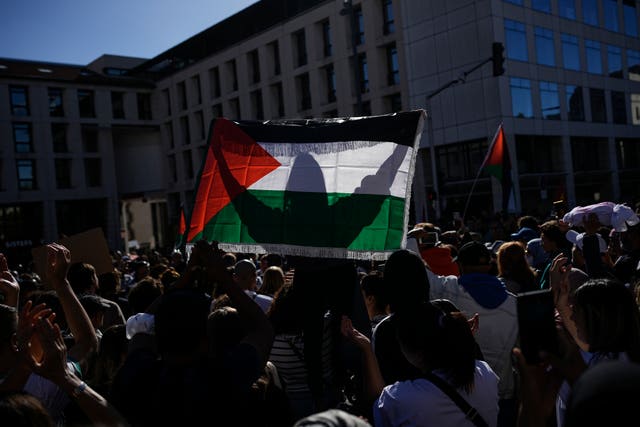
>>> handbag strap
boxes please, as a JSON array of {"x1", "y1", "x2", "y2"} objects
[{"x1": 423, "y1": 371, "x2": 489, "y2": 427}]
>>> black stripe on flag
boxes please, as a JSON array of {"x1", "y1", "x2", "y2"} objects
[{"x1": 214, "y1": 111, "x2": 423, "y2": 147}]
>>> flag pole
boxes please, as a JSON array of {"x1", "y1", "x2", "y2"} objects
[{"x1": 461, "y1": 123, "x2": 503, "y2": 221}]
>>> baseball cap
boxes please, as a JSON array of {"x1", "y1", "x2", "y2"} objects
[
  {"x1": 565, "y1": 230, "x2": 607, "y2": 253},
  {"x1": 454, "y1": 241, "x2": 493, "y2": 265}
]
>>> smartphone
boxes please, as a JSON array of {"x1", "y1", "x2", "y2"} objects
[{"x1": 516, "y1": 289, "x2": 559, "y2": 365}]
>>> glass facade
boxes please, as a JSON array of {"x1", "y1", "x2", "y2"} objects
[
  {"x1": 505, "y1": 20, "x2": 528, "y2": 61},
  {"x1": 540, "y1": 81, "x2": 560, "y2": 119},
  {"x1": 585, "y1": 39, "x2": 602, "y2": 74},
  {"x1": 535, "y1": 27, "x2": 555, "y2": 66},
  {"x1": 510, "y1": 77, "x2": 533, "y2": 118},
  {"x1": 562, "y1": 33, "x2": 581, "y2": 70}
]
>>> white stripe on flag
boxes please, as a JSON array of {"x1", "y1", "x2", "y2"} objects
[{"x1": 250, "y1": 141, "x2": 412, "y2": 197}]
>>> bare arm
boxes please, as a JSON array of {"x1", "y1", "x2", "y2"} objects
[
  {"x1": 549, "y1": 255, "x2": 588, "y2": 351},
  {"x1": 31, "y1": 315, "x2": 129, "y2": 427},
  {"x1": 45, "y1": 244, "x2": 98, "y2": 362},
  {"x1": 341, "y1": 315, "x2": 385, "y2": 402},
  {"x1": 0, "y1": 254, "x2": 19, "y2": 308}
]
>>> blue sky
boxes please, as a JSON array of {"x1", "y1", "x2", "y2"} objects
[{"x1": 0, "y1": 0, "x2": 257, "y2": 65}]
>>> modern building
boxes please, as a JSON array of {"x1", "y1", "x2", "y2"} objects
[{"x1": 1, "y1": 0, "x2": 639, "y2": 265}]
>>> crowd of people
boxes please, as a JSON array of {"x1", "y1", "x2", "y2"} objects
[{"x1": 1, "y1": 200, "x2": 640, "y2": 426}]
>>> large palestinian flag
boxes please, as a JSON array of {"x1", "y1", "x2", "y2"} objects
[{"x1": 183, "y1": 111, "x2": 425, "y2": 259}]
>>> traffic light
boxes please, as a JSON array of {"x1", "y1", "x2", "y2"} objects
[{"x1": 492, "y1": 42, "x2": 505, "y2": 76}]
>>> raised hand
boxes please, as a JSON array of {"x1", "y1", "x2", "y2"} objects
[
  {"x1": 0, "y1": 253, "x2": 20, "y2": 307},
  {"x1": 29, "y1": 315, "x2": 69, "y2": 383},
  {"x1": 340, "y1": 315, "x2": 371, "y2": 351},
  {"x1": 16, "y1": 301, "x2": 54, "y2": 367},
  {"x1": 549, "y1": 255, "x2": 571, "y2": 307},
  {"x1": 45, "y1": 243, "x2": 72, "y2": 286}
]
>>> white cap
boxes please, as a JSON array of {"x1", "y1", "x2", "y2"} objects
[
  {"x1": 125, "y1": 313, "x2": 155, "y2": 339},
  {"x1": 565, "y1": 230, "x2": 607, "y2": 253}
]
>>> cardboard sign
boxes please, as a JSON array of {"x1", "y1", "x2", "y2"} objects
[{"x1": 31, "y1": 228, "x2": 113, "y2": 284}]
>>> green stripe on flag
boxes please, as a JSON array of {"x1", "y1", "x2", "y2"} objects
[{"x1": 189, "y1": 189, "x2": 405, "y2": 253}]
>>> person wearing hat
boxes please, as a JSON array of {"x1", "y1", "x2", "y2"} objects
[
  {"x1": 428, "y1": 240, "x2": 518, "y2": 427},
  {"x1": 407, "y1": 223, "x2": 459, "y2": 277}
]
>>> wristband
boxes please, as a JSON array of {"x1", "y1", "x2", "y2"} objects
[{"x1": 71, "y1": 381, "x2": 87, "y2": 398}]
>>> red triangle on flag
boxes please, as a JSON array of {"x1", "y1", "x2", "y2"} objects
[{"x1": 187, "y1": 118, "x2": 281, "y2": 242}]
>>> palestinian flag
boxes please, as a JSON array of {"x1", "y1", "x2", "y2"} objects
[
  {"x1": 484, "y1": 123, "x2": 512, "y2": 213},
  {"x1": 183, "y1": 111, "x2": 425, "y2": 259}
]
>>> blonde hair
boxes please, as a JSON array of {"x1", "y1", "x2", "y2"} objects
[{"x1": 259, "y1": 266, "x2": 285, "y2": 296}]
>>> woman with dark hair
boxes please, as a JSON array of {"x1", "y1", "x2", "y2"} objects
[
  {"x1": 549, "y1": 256, "x2": 640, "y2": 426},
  {"x1": 371, "y1": 249, "x2": 430, "y2": 385},
  {"x1": 373, "y1": 302, "x2": 499, "y2": 426}
]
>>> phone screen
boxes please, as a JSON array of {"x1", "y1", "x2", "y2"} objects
[{"x1": 516, "y1": 289, "x2": 559, "y2": 364}]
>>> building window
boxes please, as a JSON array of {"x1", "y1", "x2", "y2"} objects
[
  {"x1": 227, "y1": 60, "x2": 238, "y2": 92},
  {"x1": 293, "y1": 29, "x2": 308, "y2": 67},
  {"x1": 268, "y1": 41, "x2": 281, "y2": 76},
  {"x1": 296, "y1": 73, "x2": 312, "y2": 111},
  {"x1": 177, "y1": 81, "x2": 187, "y2": 110},
  {"x1": 212, "y1": 104, "x2": 222, "y2": 118},
  {"x1": 166, "y1": 121, "x2": 174, "y2": 149},
  {"x1": 561, "y1": 33, "x2": 581, "y2": 70},
  {"x1": 162, "y1": 88, "x2": 171, "y2": 116},
  {"x1": 183, "y1": 151, "x2": 194, "y2": 180},
  {"x1": 585, "y1": 40, "x2": 602, "y2": 74},
  {"x1": 566, "y1": 85, "x2": 585, "y2": 121},
  {"x1": 52, "y1": 123, "x2": 68, "y2": 153},
  {"x1": 271, "y1": 83, "x2": 285, "y2": 118},
  {"x1": 55, "y1": 159, "x2": 72, "y2": 189},
  {"x1": 251, "y1": 89, "x2": 264, "y2": 120},
  {"x1": 77, "y1": 89, "x2": 95, "y2": 118},
  {"x1": 9, "y1": 86, "x2": 29, "y2": 116},
  {"x1": 191, "y1": 75, "x2": 202, "y2": 105},
  {"x1": 228, "y1": 98, "x2": 241, "y2": 119},
  {"x1": 386, "y1": 43, "x2": 400, "y2": 85},
  {"x1": 582, "y1": 0, "x2": 599, "y2": 26},
  {"x1": 607, "y1": 45, "x2": 623, "y2": 78},
  {"x1": 321, "y1": 20, "x2": 332, "y2": 57},
  {"x1": 48, "y1": 88, "x2": 64, "y2": 117},
  {"x1": 604, "y1": 0, "x2": 619, "y2": 32},
  {"x1": 17, "y1": 159, "x2": 36, "y2": 190},
  {"x1": 248, "y1": 50, "x2": 261, "y2": 84},
  {"x1": 611, "y1": 91, "x2": 627, "y2": 124},
  {"x1": 540, "y1": 81, "x2": 560, "y2": 119},
  {"x1": 589, "y1": 88, "x2": 607, "y2": 123},
  {"x1": 84, "y1": 158, "x2": 101, "y2": 187},
  {"x1": 631, "y1": 94, "x2": 640, "y2": 124},
  {"x1": 358, "y1": 53, "x2": 369, "y2": 93},
  {"x1": 180, "y1": 116, "x2": 190, "y2": 145},
  {"x1": 13, "y1": 123, "x2": 32, "y2": 153},
  {"x1": 209, "y1": 67, "x2": 221, "y2": 98},
  {"x1": 324, "y1": 65, "x2": 337, "y2": 103},
  {"x1": 386, "y1": 93, "x2": 402, "y2": 113},
  {"x1": 510, "y1": 77, "x2": 533, "y2": 118},
  {"x1": 137, "y1": 93, "x2": 152, "y2": 120},
  {"x1": 624, "y1": 0, "x2": 638, "y2": 37},
  {"x1": 532, "y1": 0, "x2": 550, "y2": 13},
  {"x1": 572, "y1": 137, "x2": 609, "y2": 172},
  {"x1": 559, "y1": 0, "x2": 576, "y2": 20},
  {"x1": 355, "y1": 6, "x2": 364, "y2": 45},
  {"x1": 534, "y1": 27, "x2": 555, "y2": 66},
  {"x1": 194, "y1": 110, "x2": 205, "y2": 140},
  {"x1": 505, "y1": 20, "x2": 528, "y2": 62},
  {"x1": 382, "y1": 0, "x2": 395, "y2": 35},
  {"x1": 504, "y1": 0, "x2": 523, "y2": 4},
  {"x1": 82, "y1": 126, "x2": 99, "y2": 152},
  {"x1": 168, "y1": 155, "x2": 177, "y2": 182},
  {"x1": 111, "y1": 91, "x2": 125, "y2": 119},
  {"x1": 628, "y1": 49, "x2": 640, "y2": 81}
]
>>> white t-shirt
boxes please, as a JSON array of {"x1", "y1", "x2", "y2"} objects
[
  {"x1": 244, "y1": 290, "x2": 273, "y2": 313},
  {"x1": 373, "y1": 360, "x2": 499, "y2": 427}
]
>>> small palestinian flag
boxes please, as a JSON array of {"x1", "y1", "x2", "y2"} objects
[
  {"x1": 484, "y1": 123, "x2": 512, "y2": 213},
  {"x1": 183, "y1": 111, "x2": 425, "y2": 260}
]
